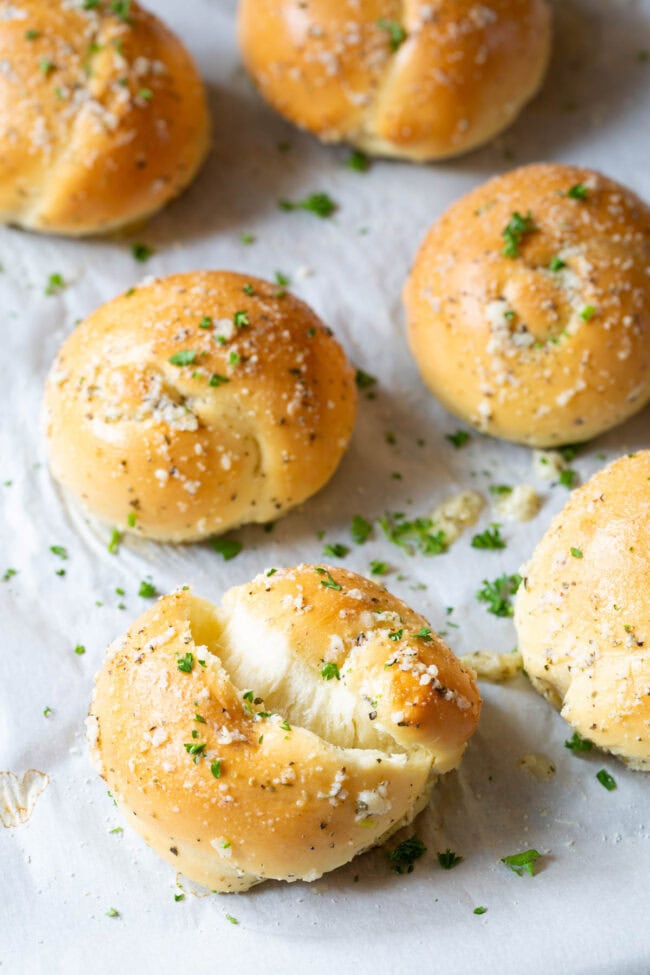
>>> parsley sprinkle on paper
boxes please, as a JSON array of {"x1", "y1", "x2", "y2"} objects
[
  {"x1": 322, "y1": 543, "x2": 349, "y2": 559},
  {"x1": 351, "y1": 515, "x2": 372, "y2": 544},
  {"x1": 379, "y1": 512, "x2": 447, "y2": 557},
  {"x1": 476, "y1": 573, "x2": 522, "y2": 617},
  {"x1": 565, "y1": 731, "x2": 592, "y2": 753},
  {"x1": 501, "y1": 849, "x2": 542, "y2": 877},
  {"x1": 346, "y1": 149, "x2": 370, "y2": 172},
  {"x1": 596, "y1": 769, "x2": 617, "y2": 791},
  {"x1": 107, "y1": 528, "x2": 122, "y2": 554},
  {"x1": 45, "y1": 273, "x2": 65, "y2": 295},
  {"x1": 212, "y1": 538, "x2": 242, "y2": 561},
  {"x1": 437, "y1": 849, "x2": 463, "y2": 870},
  {"x1": 388, "y1": 836, "x2": 426, "y2": 874},
  {"x1": 370, "y1": 560, "x2": 390, "y2": 576},
  {"x1": 138, "y1": 579, "x2": 157, "y2": 598},
  {"x1": 559, "y1": 468, "x2": 578, "y2": 489},
  {"x1": 355, "y1": 369, "x2": 377, "y2": 390},
  {"x1": 446, "y1": 430, "x2": 471, "y2": 449},
  {"x1": 471, "y1": 524, "x2": 506, "y2": 550},
  {"x1": 131, "y1": 242, "x2": 153, "y2": 262},
  {"x1": 279, "y1": 192, "x2": 337, "y2": 219}
]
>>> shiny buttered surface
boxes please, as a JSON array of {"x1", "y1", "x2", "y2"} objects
[
  {"x1": 238, "y1": 0, "x2": 551, "y2": 161},
  {"x1": 88, "y1": 566, "x2": 481, "y2": 891},
  {"x1": 515, "y1": 452, "x2": 650, "y2": 770},
  {"x1": 0, "y1": 0, "x2": 209, "y2": 235},
  {"x1": 404, "y1": 164, "x2": 650, "y2": 446},
  {"x1": 45, "y1": 272, "x2": 357, "y2": 542}
]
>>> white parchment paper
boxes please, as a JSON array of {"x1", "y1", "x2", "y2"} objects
[{"x1": 1, "y1": 1, "x2": 649, "y2": 972}]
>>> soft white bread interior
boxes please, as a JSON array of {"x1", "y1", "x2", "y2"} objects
[
  {"x1": 238, "y1": 0, "x2": 551, "y2": 161},
  {"x1": 44, "y1": 271, "x2": 357, "y2": 542},
  {"x1": 88, "y1": 565, "x2": 481, "y2": 891},
  {"x1": 515, "y1": 452, "x2": 650, "y2": 769},
  {"x1": 405, "y1": 163, "x2": 650, "y2": 446},
  {"x1": 0, "y1": 0, "x2": 209, "y2": 235}
]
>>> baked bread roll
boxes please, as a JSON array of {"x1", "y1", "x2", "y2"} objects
[
  {"x1": 405, "y1": 164, "x2": 650, "y2": 446},
  {"x1": 88, "y1": 565, "x2": 481, "y2": 891},
  {"x1": 238, "y1": 0, "x2": 551, "y2": 162},
  {"x1": 515, "y1": 452, "x2": 650, "y2": 770},
  {"x1": 44, "y1": 272, "x2": 356, "y2": 542},
  {"x1": 0, "y1": 0, "x2": 209, "y2": 235}
]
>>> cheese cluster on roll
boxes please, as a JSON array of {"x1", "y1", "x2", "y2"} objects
[
  {"x1": 515, "y1": 452, "x2": 650, "y2": 769},
  {"x1": 0, "y1": 0, "x2": 209, "y2": 235},
  {"x1": 404, "y1": 164, "x2": 650, "y2": 446},
  {"x1": 88, "y1": 565, "x2": 481, "y2": 891},
  {"x1": 238, "y1": 0, "x2": 551, "y2": 161},
  {"x1": 44, "y1": 272, "x2": 357, "y2": 542}
]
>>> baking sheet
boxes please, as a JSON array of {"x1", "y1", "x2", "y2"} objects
[{"x1": 2, "y1": 1, "x2": 650, "y2": 972}]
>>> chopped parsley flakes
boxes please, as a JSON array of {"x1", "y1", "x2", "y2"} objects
[
  {"x1": 168, "y1": 350, "x2": 198, "y2": 367},
  {"x1": 138, "y1": 579, "x2": 157, "y2": 598},
  {"x1": 131, "y1": 242, "x2": 153, "y2": 262},
  {"x1": 376, "y1": 18, "x2": 407, "y2": 51},
  {"x1": 315, "y1": 568, "x2": 342, "y2": 591},
  {"x1": 446, "y1": 430, "x2": 471, "y2": 449},
  {"x1": 471, "y1": 524, "x2": 506, "y2": 550},
  {"x1": 379, "y1": 512, "x2": 446, "y2": 556},
  {"x1": 346, "y1": 149, "x2": 370, "y2": 172},
  {"x1": 279, "y1": 192, "x2": 337, "y2": 219},
  {"x1": 351, "y1": 515, "x2": 372, "y2": 544},
  {"x1": 322, "y1": 543, "x2": 350, "y2": 559},
  {"x1": 596, "y1": 769, "x2": 617, "y2": 791},
  {"x1": 388, "y1": 836, "x2": 426, "y2": 874},
  {"x1": 565, "y1": 731, "x2": 592, "y2": 752},
  {"x1": 502, "y1": 211, "x2": 537, "y2": 258},
  {"x1": 559, "y1": 468, "x2": 578, "y2": 489},
  {"x1": 501, "y1": 849, "x2": 542, "y2": 877},
  {"x1": 355, "y1": 368, "x2": 377, "y2": 389},
  {"x1": 437, "y1": 849, "x2": 463, "y2": 870},
  {"x1": 45, "y1": 273, "x2": 65, "y2": 295},
  {"x1": 321, "y1": 662, "x2": 341, "y2": 681},
  {"x1": 567, "y1": 183, "x2": 589, "y2": 200},
  {"x1": 177, "y1": 652, "x2": 194, "y2": 673},
  {"x1": 476, "y1": 573, "x2": 522, "y2": 617},
  {"x1": 212, "y1": 538, "x2": 243, "y2": 561}
]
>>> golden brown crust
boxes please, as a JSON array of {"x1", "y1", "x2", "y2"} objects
[
  {"x1": 238, "y1": 0, "x2": 551, "y2": 161},
  {"x1": 404, "y1": 163, "x2": 650, "y2": 446},
  {"x1": 0, "y1": 0, "x2": 209, "y2": 235},
  {"x1": 88, "y1": 566, "x2": 480, "y2": 891},
  {"x1": 45, "y1": 272, "x2": 357, "y2": 542},
  {"x1": 515, "y1": 452, "x2": 650, "y2": 769}
]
